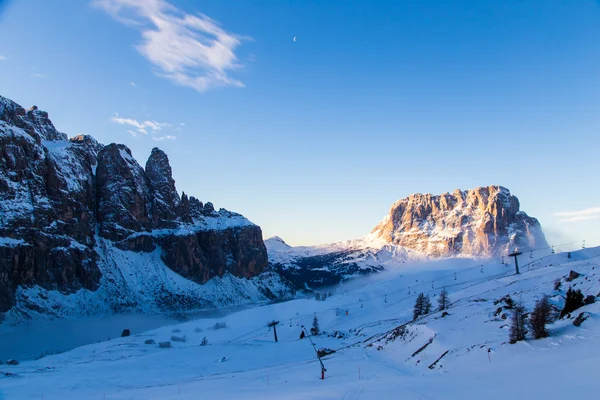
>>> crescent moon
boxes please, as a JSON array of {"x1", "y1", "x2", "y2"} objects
[{"x1": 293, "y1": 36, "x2": 297, "y2": 42}]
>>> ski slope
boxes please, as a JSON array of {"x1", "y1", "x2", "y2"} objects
[{"x1": 2, "y1": 247, "x2": 600, "y2": 399}]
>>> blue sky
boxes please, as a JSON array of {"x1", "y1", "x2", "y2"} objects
[{"x1": 0, "y1": 0, "x2": 599, "y2": 248}]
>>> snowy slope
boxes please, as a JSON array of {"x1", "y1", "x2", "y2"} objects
[{"x1": 3, "y1": 246, "x2": 599, "y2": 399}]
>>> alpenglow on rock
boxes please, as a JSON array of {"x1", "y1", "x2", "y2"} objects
[
  {"x1": 370, "y1": 185, "x2": 548, "y2": 258},
  {"x1": 0, "y1": 94, "x2": 293, "y2": 318}
]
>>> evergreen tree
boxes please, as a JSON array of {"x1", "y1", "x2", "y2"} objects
[
  {"x1": 315, "y1": 293, "x2": 321, "y2": 301},
  {"x1": 423, "y1": 294, "x2": 432, "y2": 315},
  {"x1": 200, "y1": 337, "x2": 208, "y2": 346},
  {"x1": 509, "y1": 301, "x2": 527, "y2": 344},
  {"x1": 311, "y1": 315, "x2": 320, "y2": 335},
  {"x1": 438, "y1": 288, "x2": 449, "y2": 311},
  {"x1": 529, "y1": 296, "x2": 552, "y2": 339},
  {"x1": 560, "y1": 287, "x2": 585, "y2": 318},
  {"x1": 413, "y1": 293, "x2": 425, "y2": 320}
]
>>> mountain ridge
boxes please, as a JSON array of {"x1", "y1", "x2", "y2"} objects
[{"x1": 0, "y1": 95, "x2": 294, "y2": 319}]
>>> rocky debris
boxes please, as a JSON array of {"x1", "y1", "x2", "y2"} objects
[
  {"x1": 158, "y1": 341, "x2": 171, "y2": 348},
  {"x1": 171, "y1": 335, "x2": 186, "y2": 342},
  {"x1": 441, "y1": 311, "x2": 450, "y2": 318},
  {"x1": 6, "y1": 359, "x2": 19, "y2": 366},
  {"x1": 327, "y1": 331, "x2": 348, "y2": 339},
  {"x1": 121, "y1": 329, "x2": 131, "y2": 337},
  {"x1": 584, "y1": 295, "x2": 595, "y2": 305},
  {"x1": 145, "y1": 339, "x2": 156, "y2": 345},
  {"x1": 370, "y1": 185, "x2": 548, "y2": 258},
  {"x1": 566, "y1": 270, "x2": 581, "y2": 282},
  {"x1": 317, "y1": 348, "x2": 335, "y2": 358},
  {"x1": 573, "y1": 312, "x2": 589, "y2": 327}
]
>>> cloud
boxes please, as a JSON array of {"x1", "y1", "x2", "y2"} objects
[
  {"x1": 31, "y1": 73, "x2": 47, "y2": 78},
  {"x1": 0, "y1": 54, "x2": 6, "y2": 61},
  {"x1": 129, "y1": 81, "x2": 137, "y2": 87},
  {"x1": 93, "y1": 0, "x2": 248, "y2": 92},
  {"x1": 111, "y1": 114, "x2": 171, "y2": 134},
  {"x1": 152, "y1": 135, "x2": 177, "y2": 141},
  {"x1": 554, "y1": 207, "x2": 600, "y2": 223}
]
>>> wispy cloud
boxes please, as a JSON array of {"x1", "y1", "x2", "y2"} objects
[
  {"x1": 152, "y1": 135, "x2": 177, "y2": 141},
  {"x1": 31, "y1": 73, "x2": 47, "y2": 78},
  {"x1": 554, "y1": 207, "x2": 600, "y2": 223},
  {"x1": 129, "y1": 81, "x2": 137, "y2": 87},
  {"x1": 0, "y1": 54, "x2": 6, "y2": 61},
  {"x1": 111, "y1": 114, "x2": 171, "y2": 134},
  {"x1": 93, "y1": 0, "x2": 248, "y2": 92}
]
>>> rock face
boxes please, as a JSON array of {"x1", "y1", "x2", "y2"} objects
[
  {"x1": 267, "y1": 186, "x2": 548, "y2": 289},
  {"x1": 0, "y1": 95, "x2": 275, "y2": 316},
  {"x1": 370, "y1": 186, "x2": 547, "y2": 258}
]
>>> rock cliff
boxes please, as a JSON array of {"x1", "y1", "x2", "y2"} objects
[
  {"x1": 370, "y1": 185, "x2": 547, "y2": 258},
  {"x1": 0, "y1": 95, "x2": 287, "y2": 317}
]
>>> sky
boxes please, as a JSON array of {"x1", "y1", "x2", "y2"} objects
[{"x1": 0, "y1": 0, "x2": 599, "y2": 248}]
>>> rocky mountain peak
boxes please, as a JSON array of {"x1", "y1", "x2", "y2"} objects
[
  {"x1": 0, "y1": 94, "x2": 272, "y2": 315},
  {"x1": 370, "y1": 185, "x2": 547, "y2": 258},
  {"x1": 145, "y1": 147, "x2": 180, "y2": 228},
  {"x1": 0, "y1": 96, "x2": 66, "y2": 142},
  {"x1": 96, "y1": 143, "x2": 152, "y2": 242}
]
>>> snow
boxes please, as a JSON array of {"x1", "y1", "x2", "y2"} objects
[
  {"x1": 3, "y1": 246, "x2": 599, "y2": 399},
  {"x1": 5, "y1": 236, "x2": 294, "y2": 323}
]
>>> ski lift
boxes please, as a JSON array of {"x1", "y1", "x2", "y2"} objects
[
  {"x1": 501, "y1": 257, "x2": 504, "y2": 265},
  {"x1": 529, "y1": 250, "x2": 533, "y2": 259},
  {"x1": 480, "y1": 265, "x2": 484, "y2": 273},
  {"x1": 582, "y1": 240, "x2": 586, "y2": 249},
  {"x1": 408, "y1": 286, "x2": 411, "y2": 295},
  {"x1": 551, "y1": 246, "x2": 555, "y2": 254},
  {"x1": 454, "y1": 273, "x2": 457, "y2": 281}
]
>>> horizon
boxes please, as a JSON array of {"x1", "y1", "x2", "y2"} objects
[{"x1": 0, "y1": 0, "x2": 599, "y2": 247}]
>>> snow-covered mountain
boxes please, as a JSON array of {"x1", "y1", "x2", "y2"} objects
[
  {"x1": 371, "y1": 185, "x2": 547, "y2": 258},
  {"x1": 0, "y1": 95, "x2": 295, "y2": 320},
  {"x1": 267, "y1": 186, "x2": 548, "y2": 288}
]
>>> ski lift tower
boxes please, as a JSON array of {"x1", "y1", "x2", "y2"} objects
[
  {"x1": 508, "y1": 250, "x2": 522, "y2": 275},
  {"x1": 267, "y1": 320, "x2": 280, "y2": 343}
]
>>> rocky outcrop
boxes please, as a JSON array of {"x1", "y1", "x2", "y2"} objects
[
  {"x1": 145, "y1": 148, "x2": 180, "y2": 228},
  {"x1": 0, "y1": 95, "x2": 271, "y2": 315},
  {"x1": 370, "y1": 185, "x2": 547, "y2": 258},
  {"x1": 267, "y1": 186, "x2": 548, "y2": 289},
  {"x1": 96, "y1": 143, "x2": 152, "y2": 242}
]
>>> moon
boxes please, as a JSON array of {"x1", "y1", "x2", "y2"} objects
[{"x1": 293, "y1": 36, "x2": 297, "y2": 42}]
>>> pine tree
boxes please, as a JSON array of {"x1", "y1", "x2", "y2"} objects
[
  {"x1": 560, "y1": 287, "x2": 585, "y2": 318},
  {"x1": 311, "y1": 315, "x2": 320, "y2": 335},
  {"x1": 200, "y1": 337, "x2": 208, "y2": 346},
  {"x1": 509, "y1": 301, "x2": 527, "y2": 344},
  {"x1": 438, "y1": 288, "x2": 449, "y2": 311},
  {"x1": 529, "y1": 296, "x2": 552, "y2": 339},
  {"x1": 423, "y1": 294, "x2": 432, "y2": 315},
  {"x1": 413, "y1": 293, "x2": 425, "y2": 320}
]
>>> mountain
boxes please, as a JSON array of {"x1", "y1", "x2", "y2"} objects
[
  {"x1": 268, "y1": 186, "x2": 547, "y2": 288},
  {"x1": 370, "y1": 185, "x2": 547, "y2": 258},
  {"x1": 0, "y1": 95, "x2": 294, "y2": 319}
]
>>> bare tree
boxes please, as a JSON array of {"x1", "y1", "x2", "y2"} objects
[
  {"x1": 529, "y1": 296, "x2": 552, "y2": 339},
  {"x1": 438, "y1": 288, "x2": 450, "y2": 311},
  {"x1": 509, "y1": 301, "x2": 527, "y2": 344}
]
